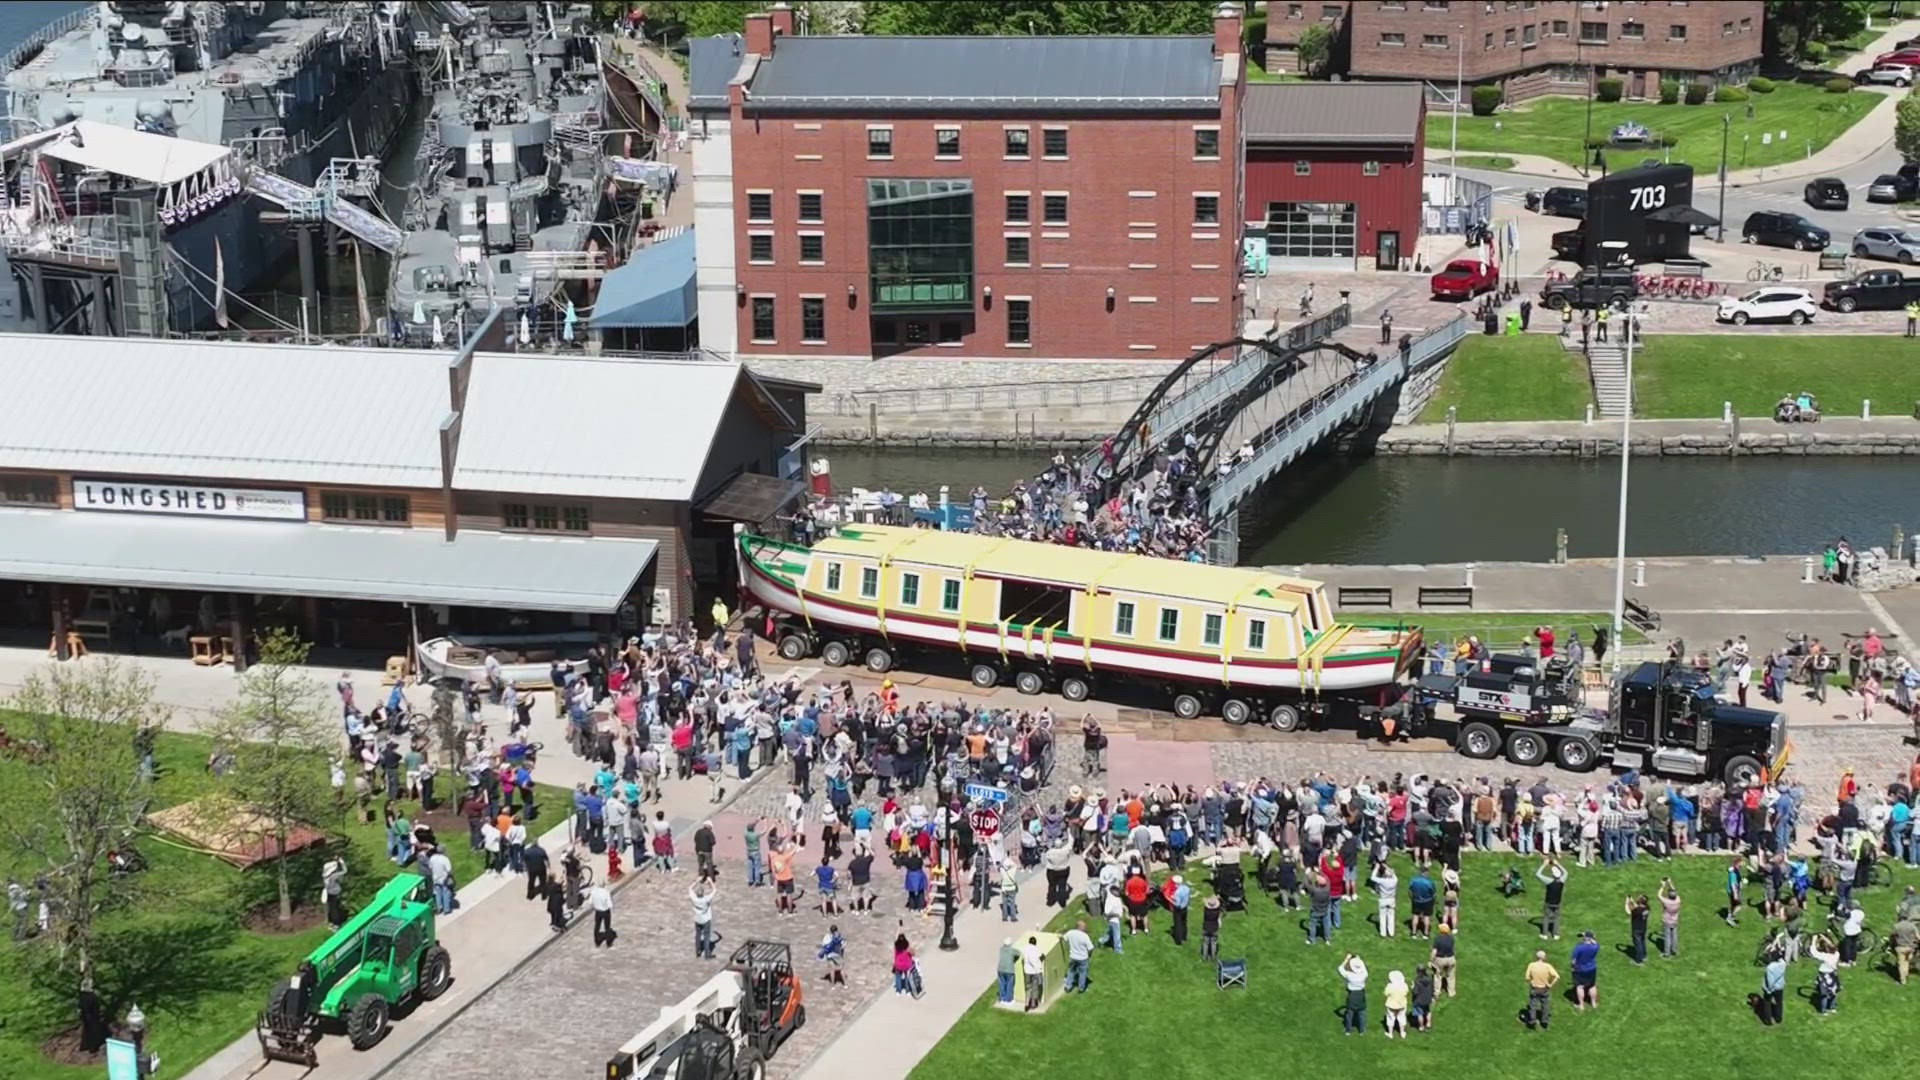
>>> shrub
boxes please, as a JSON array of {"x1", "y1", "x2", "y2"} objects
[
  {"x1": 1684, "y1": 81, "x2": 1710, "y2": 104},
  {"x1": 1714, "y1": 86, "x2": 1750, "y2": 103},
  {"x1": 1825, "y1": 76, "x2": 1854, "y2": 94},
  {"x1": 1659, "y1": 78, "x2": 1681, "y2": 104},
  {"x1": 1748, "y1": 76, "x2": 1776, "y2": 93},
  {"x1": 1803, "y1": 40, "x2": 1830, "y2": 63},
  {"x1": 1471, "y1": 84, "x2": 1503, "y2": 116},
  {"x1": 1596, "y1": 76, "x2": 1624, "y2": 102}
]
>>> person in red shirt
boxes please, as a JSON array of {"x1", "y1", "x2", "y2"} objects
[
  {"x1": 1838, "y1": 768, "x2": 1858, "y2": 807},
  {"x1": 1321, "y1": 851, "x2": 1347, "y2": 908},
  {"x1": 1536, "y1": 625, "x2": 1556, "y2": 660},
  {"x1": 1123, "y1": 870, "x2": 1152, "y2": 934}
]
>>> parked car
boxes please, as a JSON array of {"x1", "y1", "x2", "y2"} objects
[
  {"x1": 1859, "y1": 63, "x2": 1917, "y2": 86},
  {"x1": 1533, "y1": 186, "x2": 1587, "y2": 219},
  {"x1": 1872, "y1": 48, "x2": 1920, "y2": 66},
  {"x1": 1717, "y1": 287, "x2": 1818, "y2": 326},
  {"x1": 1540, "y1": 267, "x2": 1638, "y2": 311},
  {"x1": 1429, "y1": 258, "x2": 1499, "y2": 301},
  {"x1": 1822, "y1": 268, "x2": 1920, "y2": 312},
  {"x1": 1867, "y1": 173, "x2": 1918, "y2": 203},
  {"x1": 1853, "y1": 228, "x2": 1920, "y2": 263},
  {"x1": 1741, "y1": 211, "x2": 1830, "y2": 251},
  {"x1": 1804, "y1": 177, "x2": 1850, "y2": 210}
]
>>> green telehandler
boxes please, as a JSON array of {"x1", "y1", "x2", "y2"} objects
[{"x1": 256, "y1": 873, "x2": 452, "y2": 1066}]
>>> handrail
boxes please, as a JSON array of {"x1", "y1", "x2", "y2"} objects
[{"x1": 832, "y1": 373, "x2": 1169, "y2": 416}]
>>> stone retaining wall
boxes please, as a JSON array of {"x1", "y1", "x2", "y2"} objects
[{"x1": 1377, "y1": 428, "x2": 1920, "y2": 456}]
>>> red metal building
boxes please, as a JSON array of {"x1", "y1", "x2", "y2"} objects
[
  {"x1": 720, "y1": 3, "x2": 1246, "y2": 361},
  {"x1": 1242, "y1": 81, "x2": 1426, "y2": 270}
]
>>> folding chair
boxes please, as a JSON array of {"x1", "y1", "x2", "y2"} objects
[{"x1": 1217, "y1": 958, "x2": 1248, "y2": 991}]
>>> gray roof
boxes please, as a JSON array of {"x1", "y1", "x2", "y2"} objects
[
  {"x1": 0, "y1": 508, "x2": 656, "y2": 612},
  {"x1": 0, "y1": 333, "x2": 786, "y2": 502},
  {"x1": 1243, "y1": 82, "x2": 1424, "y2": 146},
  {"x1": 688, "y1": 35, "x2": 744, "y2": 112},
  {"x1": 744, "y1": 36, "x2": 1223, "y2": 114}
]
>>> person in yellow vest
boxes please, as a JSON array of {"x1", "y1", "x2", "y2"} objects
[
  {"x1": 1905, "y1": 299, "x2": 1918, "y2": 338},
  {"x1": 1595, "y1": 304, "x2": 1611, "y2": 342},
  {"x1": 711, "y1": 597, "x2": 729, "y2": 632}
]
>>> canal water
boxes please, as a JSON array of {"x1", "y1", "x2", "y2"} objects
[{"x1": 821, "y1": 446, "x2": 1920, "y2": 565}]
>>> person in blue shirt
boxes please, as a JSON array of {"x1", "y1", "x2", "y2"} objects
[
  {"x1": 1408, "y1": 868, "x2": 1437, "y2": 938},
  {"x1": 815, "y1": 856, "x2": 839, "y2": 915},
  {"x1": 1570, "y1": 929, "x2": 1601, "y2": 1011},
  {"x1": 730, "y1": 723, "x2": 754, "y2": 780},
  {"x1": 1760, "y1": 954, "x2": 1787, "y2": 1025},
  {"x1": 1890, "y1": 799, "x2": 1913, "y2": 866}
]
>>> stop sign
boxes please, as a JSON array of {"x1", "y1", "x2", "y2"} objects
[{"x1": 969, "y1": 808, "x2": 999, "y2": 837}]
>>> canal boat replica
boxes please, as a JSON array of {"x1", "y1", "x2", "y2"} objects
[{"x1": 737, "y1": 525, "x2": 1420, "y2": 725}]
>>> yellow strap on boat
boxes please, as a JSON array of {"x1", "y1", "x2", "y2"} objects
[
  {"x1": 1042, "y1": 624, "x2": 1055, "y2": 665},
  {"x1": 1220, "y1": 581, "x2": 1264, "y2": 686},
  {"x1": 957, "y1": 538, "x2": 1011, "y2": 657},
  {"x1": 872, "y1": 531, "x2": 920, "y2": 639},
  {"x1": 1303, "y1": 624, "x2": 1355, "y2": 694},
  {"x1": 1021, "y1": 622, "x2": 1034, "y2": 661},
  {"x1": 997, "y1": 618, "x2": 1010, "y2": 661}
]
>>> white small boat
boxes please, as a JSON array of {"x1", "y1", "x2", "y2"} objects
[{"x1": 414, "y1": 632, "x2": 597, "y2": 689}]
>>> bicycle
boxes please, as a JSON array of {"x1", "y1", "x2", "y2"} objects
[{"x1": 1748, "y1": 260, "x2": 1785, "y2": 283}]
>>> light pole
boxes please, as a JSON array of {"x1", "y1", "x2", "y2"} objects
[
  {"x1": 1580, "y1": 40, "x2": 1594, "y2": 177},
  {"x1": 1608, "y1": 304, "x2": 1642, "y2": 675},
  {"x1": 1717, "y1": 113, "x2": 1730, "y2": 243},
  {"x1": 1449, "y1": 24, "x2": 1463, "y2": 204},
  {"x1": 938, "y1": 790, "x2": 959, "y2": 951}
]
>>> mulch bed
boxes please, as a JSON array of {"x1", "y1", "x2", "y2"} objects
[
  {"x1": 242, "y1": 900, "x2": 329, "y2": 936},
  {"x1": 40, "y1": 1027, "x2": 104, "y2": 1068}
]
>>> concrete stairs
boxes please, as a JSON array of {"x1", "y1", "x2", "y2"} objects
[{"x1": 1561, "y1": 333, "x2": 1629, "y2": 419}]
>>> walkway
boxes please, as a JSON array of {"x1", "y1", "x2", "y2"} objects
[{"x1": 608, "y1": 37, "x2": 696, "y2": 235}]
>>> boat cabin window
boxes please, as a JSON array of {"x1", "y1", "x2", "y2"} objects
[
  {"x1": 1247, "y1": 619, "x2": 1267, "y2": 651},
  {"x1": 859, "y1": 566, "x2": 879, "y2": 599},
  {"x1": 941, "y1": 578, "x2": 962, "y2": 613},
  {"x1": 1203, "y1": 613, "x2": 1224, "y2": 648},
  {"x1": 899, "y1": 572, "x2": 921, "y2": 607},
  {"x1": 1158, "y1": 607, "x2": 1181, "y2": 644},
  {"x1": 825, "y1": 562, "x2": 843, "y2": 592},
  {"x1": 999, "y1": 579, "x2": 1071, "y2": 631},
  {"x1": 1114, "y1": 601, "x2": 1136, "y2": 637}
]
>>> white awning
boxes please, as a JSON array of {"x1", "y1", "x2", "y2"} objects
[
  {"x1": 36, "y1": 121, "x2": 232, "y2": 185},
  {"x1": 0, "y1": 509, "x2": 655, "y2": 613}
]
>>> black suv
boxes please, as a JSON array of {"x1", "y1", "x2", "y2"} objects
[
  {"x1": 1528, "y1": 186, "x2": 1587, "y2": 219},
  {"x1": 1741, "y1": 210, "x2": 1830, "y2": 251},
  {"x1": 1540, "y1": 267, "x2": 1639, "y2": 311},
  {"x1": 1804, "y1": 177, "x2": 1849, "y2": 210}
]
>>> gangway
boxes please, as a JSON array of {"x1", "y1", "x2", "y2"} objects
[{"x1": 244, "y1": 170, "x2": 403, "y2": 253}]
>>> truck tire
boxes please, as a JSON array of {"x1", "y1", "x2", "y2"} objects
[
  {"x1": 1545, "y1": 294, "x2": 1569, "y2": 311},
  {"x1": 417, "y1": 944, "x2": 452, "y2": 1001},
  {"x1": 1059, "y1": 675, "x2": 1092, "y2": 703},
  {"x1": 1221, "y1": 698, "x2": 1255, "y2": 726},
  {"x1": 1014, "y1": 670, "x2": 1046, "y2": 696},
  {"x1": 820, "y1": 641, "x2": 851, "y2": 667},
  {"x1": 1171, "y1": 692, "x2": 1206, "y2": 720},
  {"x1": 777, "y1": 633, "x2": 811, "y2": 661},
  {"x1": 969, "y1": 662, "x2": 1001, "y2": 689},
  {"x1": 1722, "y1": 754, "x2": 1764, "y2": 788},
  {"x1": 863, "y1": 646, "x2": 894, "y2": 673},
  {"x1": 1269, "y1": 703, "x2": 1303, "y2": 732},
  {"x1": 1743, "y1": 233, "x2": 1758, "y2": 245},
  {"x1": 1837, "y1": 295, "x2": 1858, "y2": 313},
  {"x1": 736, "y1": 1048, "x2": 768, "y2": 1080},
  {"x1": 1554, "y1": 737, "x2": 1599, "y2": 772},
  {"x1": 1505, "y1": 730, "x2": 1550, "y2": 767},
  {"x1": 1789, "y1": 311, "x2": 1808, "y2": 325},
  {"x1": 346, "y1": 994, "x2": 389, "y2": 1051},
  {"x1": 1459, "y1": 722, "x2": 1500, "y2": 759}
]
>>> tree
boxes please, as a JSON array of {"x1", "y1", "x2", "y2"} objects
[
  {"x1": 203, "y1": 629, "x2": 339, "y2": 926},
  {"x1": 0, "y1": 659, "x2": 163, "y2": 1052},
  {"x1": 1764, "y1": 0, "x2": 1873, "y2": 61},
  {"x1": 1296, "y1": 23, "x2": 1332, "y2": 77},
  {"x1": 1898, "y1": 88, "x2": 1920, "y2": 164},
  {"x1": 863, "y1": 1, "x2": 1216, "y2": 36}
]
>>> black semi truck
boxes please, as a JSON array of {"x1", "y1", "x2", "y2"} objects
[{"x1": 1409, "y1": 656, "x2": 1788, "y2": 787}]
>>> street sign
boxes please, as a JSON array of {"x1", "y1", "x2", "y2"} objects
[
  {"x1": 969, "y1": 808, "x2": 1000, "y2": 837},
  {"x1": 964, "y1": 782, "x2": 1009, "y2": 804},
  {"x1": 105, "y1": 1039, "x2": 139, "y2": 1080}
]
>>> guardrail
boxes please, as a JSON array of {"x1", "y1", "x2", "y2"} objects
[
  {"x1": 832, "y1": 374, "x2": 1167, "y2": 416},
  {"x1": 1, "y1": 7, "x2": 88, "y2": 77}
]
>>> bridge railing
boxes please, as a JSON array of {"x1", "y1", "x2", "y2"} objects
[{"x1": 832, "y1": 373, "x2": 1167, "y2": 416}]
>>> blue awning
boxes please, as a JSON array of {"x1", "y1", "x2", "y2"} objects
[{"x1": 592, "y1": 229, "x2": 696, "y2": 329}]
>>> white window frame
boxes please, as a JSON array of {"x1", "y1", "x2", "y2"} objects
[
  {"x1": 1042, "y1": 190, "x2": 1069, "y2": 226},
  {"x1": 1202, "y1": 612, "x2": 1224, "y2": 648},
  {"x1": 798, "y1": 293, "x2": 827, "y2": 344},
  {"x1": 1193, "y1": 190, "x2": 1221, "y2": 226},
  {"x1": 1294, "y1": 160, "x2": 1312, "y2": 176},
  {"x1": 899, "y1": 571, "x2": 921, "y2": 606},
  {"x1": 1003, "y1": 125, "x2": 1031, "y2": 160},
  {"x1": 825, "y1": 562, "x2": 843, "y2": 592},
  {"x1": 1041, "y1": 124, "x2": 1070, "y2": 159},
  {"x1": 940, "y1": 578, "x2": 962, "y2": 613},
  {"x1": 865, "y1": 124, "x2": 894, "y2": 160},
  {"x1": 934, "y1": 126, "x2": 962, "y2": 159},
  {"x1": 859, "y1": 565, "x2": 879, "y2": 599},
  {"x1": 1247, "y1": 618, "x2": 1267, "y2": 651},
  {"x1": 1004, "y1": 190, "x2": 1031, "y2": 224},
  {"x1": 797, "y1": 229, "x2": 826, "y2": 266},
  {"x1": 745, "y1": 188, "x2": 774, "y2": 224},
  {"x1": 1003, "y1": 231, "x2": 1032, "y2": 267},
  {"x1": 1114, "y1": 600, "x2": 1136, "y2": 637},
  {"x1": 747, "y1": 230, "x2": 776, "y2": 265},
  {"x1": 1157, "y1": 607, "x2": 1180, "y2": 643},
  {"x1": 1192, "y1": 125, "x2": 1221, "y2": 161},
  {"x1": 1363, "y1": 161, "x2": 1382, "y2": 176},
  {"x1": 796, "y1": 189, "x2": 824, "y2": 224}
]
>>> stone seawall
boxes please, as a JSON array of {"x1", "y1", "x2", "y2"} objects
[{"x1": 1375, "y1": 417, "x2": 1920, "y2": 456}]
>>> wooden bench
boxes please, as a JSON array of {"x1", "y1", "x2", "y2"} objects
[
  {"x1": 190, "y1": 635, "x2": 219, "y2": 665},
  {"x1": 1417, "y1": 586, "x2": 1475, "y2": 608},
  {"x1": 1624, "y1": 597, "x2": 1662, "y2": 632},
  {"x1": 1335, "y1": 586, "x2": 1395, "y2": 608}
]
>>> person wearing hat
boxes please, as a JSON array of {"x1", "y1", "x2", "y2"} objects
[
  {"x1": 1570, "y1": 929, "x2": 1600, "y2": 1011},
  {"x1": 1166, "y1": 874, "x2": 1192, "y2": 945}
]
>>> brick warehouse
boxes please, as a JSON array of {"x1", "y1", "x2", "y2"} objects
[
  {"x1": 712, "y1": 2, "x2": 1247, "y2": 361},
  {"x1": 1343, "y1": 0, "x2": 1763, "y2": 103}
]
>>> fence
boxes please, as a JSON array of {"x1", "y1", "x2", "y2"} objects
[
  {"x1": 832, "y1": 374, "x2": 1169, "y2": 417},
  {"x1": 1421, "y1": 173, "x2": 1493, "y2": 237}
]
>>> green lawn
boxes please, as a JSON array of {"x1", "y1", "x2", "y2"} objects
[
  {"x1": 1427, "y1": 81, "x2": 1883, "y2": 174},
  {"x1": 1246, "y1": 66, "x2": 1304, "y2": 83},
  {"x1": 1417, "y1": 335, "x2": 1592, "y2": 423},
  {"x1": 914, "y1": 855, "x2": 1920, "y2": 1080},
  {"x1": 0, "y1": 722, "x2": 565, "y2": 1080},
  {"x1": 1342, "y1": 612, "x2": 1647, "y2": 649},
  {"x1": 1454, "y1": 154, "x2": 1518, "y2": 170},
  {"x1": 1633, "y1": 334, "x2": 1920, "y2": 420}
]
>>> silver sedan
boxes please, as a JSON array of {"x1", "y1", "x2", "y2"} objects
[{"x1": 1851, "y1": 227, "x2": 1920, "y2": 264}]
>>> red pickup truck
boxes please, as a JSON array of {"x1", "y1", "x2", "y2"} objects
[{"x1": 1429, "y1": 258, "x2": 1498, "y2": 301}]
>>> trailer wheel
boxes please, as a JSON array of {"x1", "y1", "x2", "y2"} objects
[
  {"x1": 820, "y1": 641, "x2": 851, "y2": 667},
  {"x1": 969, "y1": 663, "x2": 1001, "y2": 689},
  {"x1": 864, "y1": 646, "x2": 894, "y2": 673},
  {"x1": 1268, "y1": 704, "x2": 1303, "y2": 732},
  {"x1": 777, "y1": 633, "x2": 811, "y2": 661},
  {"x1": 1171, "y1": 693, "x2": 1206, "y2": 720},
  {"x1": 1505, "y1": 730, "x2": 1550, "y2": 767},
  {"x1": 1554, "y1": 737, "x2": 1599, "y2": 772},
  {"x1": 346, "y1": 994, "x2": 389, "y2": 1051},
  {"x1": 1722, "y1": 754, "x2": 1764, "y2": 788},
  {"x1": 1221, "y1": 698, "x2": 1254, "y2": 726},
  {"x1": 1059, "y1": 675, "x2": 1092, "y2": 703},
  {"x1": 1459, "y1": 722, "x2": 1500, "y2": 759},
  {"x1": 1014, "y1": 670, "x2": 1046, "y2": 696}
]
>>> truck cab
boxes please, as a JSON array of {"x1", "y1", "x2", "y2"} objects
[
  {"x1": 1610, "y1": 662, "x2": 1783, "y2": 786},
  {"x1": 1821, "y1": 268, "x2": 1920, "y2": 312},
  {"x1": 1541, "y1": 267, "x2": 1638, "y2": 311}
]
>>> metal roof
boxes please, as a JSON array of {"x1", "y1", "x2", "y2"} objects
[
  {"x1": 0, "y1": 508, "x2": 656, "y2": 612},
  {"x1": 1242, "y1": 82, "x2": 1424, "y2": 146},
  {"x1": 744, "y1": 36, "x2": 1223, "y2": 114},
  {"x1": 687, "y1": 34, "x2": 744, "y2": 112},
  {"x1": 0, "y1": 334, "x2": 784, "y2": 502},
  {"x1": 591, "y1": 230, "x2": 697, "y2": 329}
]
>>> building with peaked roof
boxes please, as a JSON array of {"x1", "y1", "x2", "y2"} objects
[
  {"x1": 1242, "y1": 81, "x2": 1425, "y2": 269},
  {"x1": 0, "y1": 334, "x2": 814, "y2": 664},
  {"x1": 697, "y1": 2, "x2": 1248, "y2": 362}
]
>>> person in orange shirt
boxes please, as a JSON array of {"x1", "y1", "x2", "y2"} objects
[
  {"x1": 1838, "y1": 768, "x2": 1858, "y2": 807},
  {"x1": 880, "y1": 680, "x2": 900, "y2": 714},
  {"x1": 769, "y1": 841, "x2": 797, "y2": 914},
  {"x1": 1125, "y1": 795, "x2": 1145, "y2": 829}
]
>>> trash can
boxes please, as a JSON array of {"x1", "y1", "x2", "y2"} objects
[{"x1": 1483, "y1": 309, "x2": 1499, "y2": 335}]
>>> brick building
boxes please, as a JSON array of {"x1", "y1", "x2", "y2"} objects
[
  {"x1": 713, "y1": 3, "x2": 1247, "y2": 362},
  {"x1": 1244, "y1": 82, "x2": 1425, "y2": 269},
  {"x1": 1344, "y1": 0, "x2": 1763, "y2": 102},
  {"x1": 1263, "y1": 1, "x2": 1350, "y2": 75}
]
